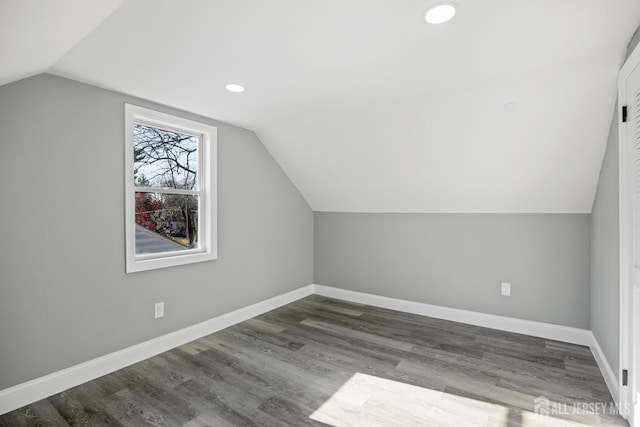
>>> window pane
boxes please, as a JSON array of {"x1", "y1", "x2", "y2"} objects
[
  {"x1": 135, "y1": 192, "x2": 199, "y2": 255},
  {"x1": 133, "y1": 123, "x2": 198, "y2": 189}
]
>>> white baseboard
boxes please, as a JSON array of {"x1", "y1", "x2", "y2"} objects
[
  {"x1": 588, "y1": 332, "x2": 620, "y2": 406},
  {"x1": 0, "y1": 284, "x2": 314, "y2": 415},
  {"x1": 313, "y1": 285, "x2": 592, "y2": 346},
  {"x1": 0, "y1": 283, "x2": 617, "y2": 418}
]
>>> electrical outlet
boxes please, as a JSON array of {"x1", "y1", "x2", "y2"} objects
[
  {"x1": 154, "y1": 302, "x2": 165, "y2": 319},
  {"x1": 501, "y1": 282, "x2": 511, "y2": 296}
]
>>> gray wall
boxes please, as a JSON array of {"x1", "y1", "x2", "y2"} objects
[
  {"x1": 315, "y1": 213, "x2": 590, "y2": 328},
  {"x1": 0, "y1": 74, "x2": 313, "y2": 389},
  {"x1": 590, "y1": 26, "x2": 640, "y2": 380},
  {"x1": 590, "y1": 106, "x2": 621, "y2": 378}
]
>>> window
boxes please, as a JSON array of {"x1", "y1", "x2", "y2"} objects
[{"x1": 124, "y1": 104, "x2": 217, "y2": 272}]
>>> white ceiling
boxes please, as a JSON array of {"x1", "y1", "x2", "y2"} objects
[
  {"x1": 0, "y1": 0, "x2": 123, "y2": 86},
  {"x1": 4, "y1": 0, "x2": 640, "y2": 212}
]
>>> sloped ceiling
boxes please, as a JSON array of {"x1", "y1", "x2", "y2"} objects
[
  {"x1": 4, "y1": 1, "x2": 640, "y2": 212},
  {"x1": 0, "y1": 0, "x2": 123, "y2": 86}
]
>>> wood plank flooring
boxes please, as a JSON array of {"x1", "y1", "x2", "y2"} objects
[{"x1": 0, "y1": 295, "x2": 628, "y2": 426}]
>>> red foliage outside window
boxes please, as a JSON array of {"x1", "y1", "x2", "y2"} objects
[{"x1": 135, "y1": 192, "x2": 162, "y2": 231}]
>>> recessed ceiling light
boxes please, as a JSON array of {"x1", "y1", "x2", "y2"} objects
[
  {"x1": 424, "y1": 3, "x2": 457, "y2": 24},
  {"x1": 225, "y1": 83, "x2": 245, "y2": 93}
]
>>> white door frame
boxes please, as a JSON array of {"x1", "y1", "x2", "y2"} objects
[{"x1": 619, "y1": 41, "x2": 640, "y2": 425}]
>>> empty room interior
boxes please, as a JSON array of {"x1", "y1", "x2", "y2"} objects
[{"x1": 3, "y1": 1, "x2": 640, "y2": 426}]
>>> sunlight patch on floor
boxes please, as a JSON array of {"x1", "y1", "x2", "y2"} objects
[{"x1": 309, "y1": 373, "x2": 601, "y2": 427}]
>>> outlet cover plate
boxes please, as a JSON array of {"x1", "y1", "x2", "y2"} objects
[
  {"x1": 154, "y1": 302, "x2": 165, "y2": 319},
  {"x1": 501, "y1": 282, "x2": 511, "y2": 296}
]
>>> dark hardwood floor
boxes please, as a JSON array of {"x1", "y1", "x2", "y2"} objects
[{"x1": 0, "y1": 295, "x2": 628, "y2": 426}]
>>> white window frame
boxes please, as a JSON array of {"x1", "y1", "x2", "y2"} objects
[{"x1": 124, "y1": 104, "x2": 217, "y2": 273}]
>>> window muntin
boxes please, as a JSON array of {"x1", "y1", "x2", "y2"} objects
[{"x1": 125, "y1": 104, "x2": 217, "y2": 272}]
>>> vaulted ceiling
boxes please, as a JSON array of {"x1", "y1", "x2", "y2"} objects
[
  {"x1": 3, "y1": 0, "x2": 639, "y2": 212},
  {"x1": 0, "y1": 0, "x2": 123, "y2": 86}
]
